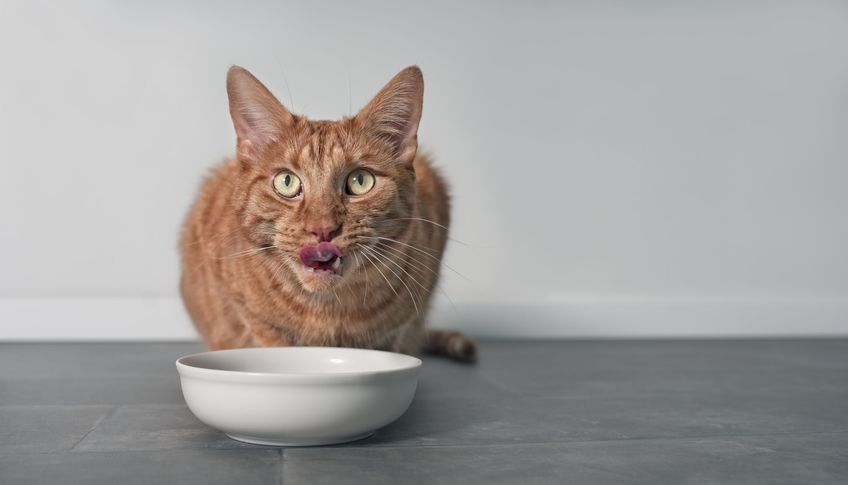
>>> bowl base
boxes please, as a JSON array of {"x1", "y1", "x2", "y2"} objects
[{"x1": 226, "y1": 431, "x2": 375, "y2": 447}]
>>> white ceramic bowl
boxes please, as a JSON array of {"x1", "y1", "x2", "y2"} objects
[{"x1": 176, "y1": 347, "x2": 421, "y2": 446}]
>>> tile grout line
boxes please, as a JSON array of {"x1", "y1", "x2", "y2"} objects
[
  {"x1": 278, "y1": 448, "x2": 286, "y2": 485},
  {"x1": 1, "y1": 429, "x2": 845, "y2": 457},
  {"x1": 68, "y1": 406, "x2": 119, "y2": 452},
  {"x1": 308, "y1": 428, "x2": 848, "y2": 452}
]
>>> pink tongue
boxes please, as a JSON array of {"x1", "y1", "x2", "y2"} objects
[{"x1": 299, "y1": 242, "x2": 341, "y2": 266}]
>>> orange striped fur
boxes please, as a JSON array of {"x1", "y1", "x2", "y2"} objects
[{"x1": 180, "y1": 66, "x2": 476, "y2": 362}]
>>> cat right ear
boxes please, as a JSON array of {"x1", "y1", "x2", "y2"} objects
[{"x1": 226, "y1": 66, "x2": 293, "y2": 160}]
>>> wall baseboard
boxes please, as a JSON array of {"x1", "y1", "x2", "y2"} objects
[{"x1": 1, "y1": 296, "x2": 846, "y2": 341}]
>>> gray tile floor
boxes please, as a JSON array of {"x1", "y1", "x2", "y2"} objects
[{"x1": 1, "y1": 340, "x2": 846, "y2": 484}]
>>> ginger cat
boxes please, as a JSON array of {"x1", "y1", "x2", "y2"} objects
[{"x1": 179, "y1": 66, "x2": 477, "y2": 362}]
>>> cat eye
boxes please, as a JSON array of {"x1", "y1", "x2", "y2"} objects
[
  {"x1": 346, "y1": 169, "x2": 375, "y2": 196},
  {"x1": 272, "y1": 170, "x2": 302, "y2": 198}
]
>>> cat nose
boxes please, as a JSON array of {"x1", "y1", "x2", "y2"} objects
[{"x1": 306, "y1": 223, "x2": 340, "y2": 242}]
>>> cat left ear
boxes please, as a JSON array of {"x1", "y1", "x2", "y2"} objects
[
  {"x1": 355, "y1": 66, "x2": 424, "y2": 166},
  {"x1": 226, "y1": 66, "x2": 293, "y2": 160}
]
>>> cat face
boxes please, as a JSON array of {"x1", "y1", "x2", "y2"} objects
[{"x1": 226, "y1": 66, "x2": 424, "y2": 292}]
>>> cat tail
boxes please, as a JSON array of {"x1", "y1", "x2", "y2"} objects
[{"x1": 424, "y1": 329, "x2": 478, "y2": 363}]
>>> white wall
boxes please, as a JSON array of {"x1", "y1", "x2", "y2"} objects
[{"x1": 2, "y1": 1, "x2": 847, "y2": 339}]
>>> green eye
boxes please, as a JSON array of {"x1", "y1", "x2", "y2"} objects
[
  {"x1": 272, "y1": 170, "x2": 302, "y2": 198},
  {"x1": 346, "y1": 169, "x2": 375, "y2": 196}
]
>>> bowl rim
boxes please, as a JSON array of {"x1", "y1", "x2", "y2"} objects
[{"x1": 176, "y1": 346, "x2": 422, "y2": 383}]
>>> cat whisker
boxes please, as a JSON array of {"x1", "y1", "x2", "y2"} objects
[
  {"x1": 360, "y1": 235, "x2": 438, "y2": 255},
  {"x1": 365, "y1": 245, "x2": 431, "y2": 295},
  {"x1": 370, "y1": 242, "x2": 458, "y2": 314},
  {"x1": 262, "y1": 254, "x2": 289, "y2": 284},
  {"x1": 276, "y1": 61, "x2": 295, "y2": 113},
  {"x1": 343, "y1": 276, "x2": 358, "y2": 303},
  {"x1": 364, "y1": 245, "x2": 430, "y2": 314},
  {"x1": 382, "y1": 217, "x2": 450, "y2": 232},
  {"x1": 359, "y1": 248, "x2": 409, "y2": 319},
  {"x1": 217, "y1": 245, "x2": 276, "y2": 260},
  {"x1": 268, "y1": 260, "x2": 284, "y2": 283},
  {"x1": 199, "y1": 224, "x2": 278, "y2": 253},
  {"x1": 376, "y1": 218, "x2": 471, "y2": 246},
  {"x1": 359, "y1": 245, "x2": 420, "y2": 316},
  {"x1": 361, "y1": 245, "x2": 426, "y2": 304},
  {"x1": 359, "y1": 236, "x2": 471, "y2": 283},
  {"x1": 357, "y1": 246, "x2": 399, "y2": 299},
  {"x1": 351, "y1": 251, "x2": 369, "y2": 305},
  {"x1": 373, "y1": 241, "x2": 440, "y2": 278},
  {"x1": 184, "y1": 225, "x2": 242, "y2": 248}
]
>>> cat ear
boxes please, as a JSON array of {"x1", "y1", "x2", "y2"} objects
[
  {"x1": 226, "y1": 66, "x2": 293, "y2": 159},
  {"x1": 355, "y1": 66, "x2": 424, "y2": 165}
]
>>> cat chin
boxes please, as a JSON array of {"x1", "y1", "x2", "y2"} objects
[{"x1": 296, "y1": 266, "x2": 345, "y2": 292}]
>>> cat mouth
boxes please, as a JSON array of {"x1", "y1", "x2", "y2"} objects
[{"x1": 298, "y1": 242, "x2": 343, "y2": 276}]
